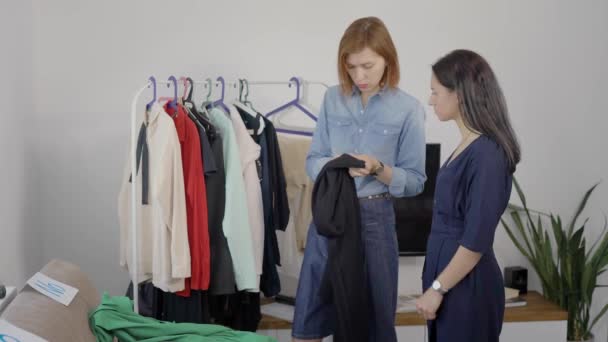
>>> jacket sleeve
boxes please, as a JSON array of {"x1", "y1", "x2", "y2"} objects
[
  {"x1": 159, "y1": 129, "x2": 191, "y2": 279},
  {"x1": 268, "y1": 122, "x2": 290, "y2": 231}
]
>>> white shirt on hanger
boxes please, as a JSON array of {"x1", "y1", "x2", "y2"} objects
[
  {"x1": 118, "y1": 102, "x2": 190, "y2": 293},
  {"x1": 229, "y1": 104, "x2": 265, "y2": 283}
]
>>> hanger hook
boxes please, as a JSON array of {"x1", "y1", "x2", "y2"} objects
[
  {"x1": 179, "y1": 76, "x2": 188, "y2": 99},
  {"x1": 238, "y1": 79, "x2": 244, "y2": 102},
  {"x1": 168, "y1": 76, "x2": 177, "y2": 107},
  {"x1": 205, "y1": 78, "x2": 213, "y2": 102},
  {"x1": 146, "y1": 76, "x2": 157, "y2": 111},
  {"x1": 289, "y1": 76, "x2": 301, "y2": 102},
  {"x1": 186, "y1": 77, "x2": 194, "y2": 101},
  {"x1": 243, "y1": 79, "x2": 250, "y2": 103},
  {"x1": 216, "y1": 76, "x2": 225, "y2": 102}
]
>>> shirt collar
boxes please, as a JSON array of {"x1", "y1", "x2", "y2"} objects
[
  {"x1": 348, "y1": 85, "x2": 390, "y2": 114},
  {"x1": 164, "y1": 103, "x2": 186, "y2": 142},
  {"x1": 350, "y1": 84, "x2": 389, "y2": 98},
  {"x1": 146, "y1": 102, "x2": 163, "y2": 126}
]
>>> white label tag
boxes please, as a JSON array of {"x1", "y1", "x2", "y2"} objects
[
  {"x1": 0, "y1": 319, "x2": 48, "y2": 342},
  {"x1": 27, "y1": 272, "x2": 79, "y2": 307}
]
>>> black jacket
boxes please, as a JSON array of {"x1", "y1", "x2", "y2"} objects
[{"x1": 312, "y1": 154, "x2": 369, "y2": 342}]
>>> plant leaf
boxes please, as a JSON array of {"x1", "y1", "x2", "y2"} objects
[
  {"x1": 512, "y1": 177, "x2": 527, "y2": 208},
  {"x1": 589, "y1": 301, "x2": 608, "y2": 332},
  {"x1": 510, "y1": 210, "x2": 535, "y2": 259},
  {"x1": 568, "y1": 182, "x2": 599, "y2": 236},
  {"x1": 501, "y1": 218, "x2": 532, "y2": 260},
  {"x1": 508, "y1": 203, "x2": 550, "y2": 217}
]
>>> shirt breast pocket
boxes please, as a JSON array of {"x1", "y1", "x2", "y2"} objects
[
  {"x1": 327, "y1": 117, "x2": 354, "y2": 153},
  {"x1": 369, "y1": 122, "x2": 401, "y2": 152}
]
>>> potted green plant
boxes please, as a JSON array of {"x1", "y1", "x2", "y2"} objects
[{"x1": 501, "y1": 178, "x2": 608, "y2": 341}]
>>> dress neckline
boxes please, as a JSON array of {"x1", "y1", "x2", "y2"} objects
[{"x1": 443, "y1": 135, "x2": 484, "y2": 168}]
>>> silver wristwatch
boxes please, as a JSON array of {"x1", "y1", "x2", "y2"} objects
[
  {"x1": 370, "y1": 161, "x2": 384, "y2": 176},
  {"x1": 432, "y1": 280, "x2": 448, "y2": 295}
]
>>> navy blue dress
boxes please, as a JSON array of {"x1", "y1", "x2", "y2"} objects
[{"x1": 422, "y1": 136, "x2": 511, "y2": 342}]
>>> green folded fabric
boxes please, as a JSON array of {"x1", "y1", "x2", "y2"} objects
[{"x1": 89, "y1": 292, "x2": 276, "y2": 342}]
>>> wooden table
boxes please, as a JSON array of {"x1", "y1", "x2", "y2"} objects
[{"x1": 257, "y1": 291, "x2": 568, "y2": 341}]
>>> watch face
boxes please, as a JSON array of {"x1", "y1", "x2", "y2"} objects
[{"x1": 432, "y1": 280, "x2": 440, "y2": 290}]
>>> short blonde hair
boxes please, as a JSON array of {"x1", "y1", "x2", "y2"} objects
[{"x1": 338, "y1": 17, "x2": 400, "y2": 95}]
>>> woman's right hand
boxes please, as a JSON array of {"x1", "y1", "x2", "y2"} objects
[{"x1": 349, "y1": 154, "x2": 379, "y2": 177}]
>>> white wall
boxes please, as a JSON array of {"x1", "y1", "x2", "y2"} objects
[
  {"x1": 0, "y1": 1, "x2": 40, "y2": 288},
  {"x1": 26, "y1": 0, "x2": 608, "y2": 339}
]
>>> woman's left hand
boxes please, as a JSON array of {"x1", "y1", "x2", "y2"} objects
[{"x1": 415, "y1": 288, "x2": 444, "y2": 320}]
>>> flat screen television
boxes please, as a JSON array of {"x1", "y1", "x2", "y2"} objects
[{"x1": 394, "y1": 143, "x2": 440, "y2": 256}]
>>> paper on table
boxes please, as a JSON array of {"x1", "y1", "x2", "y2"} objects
[
  {"x1": 505, "y1": 287, "x2": 520, "y2": 301},
  {"x1": 0, "y1": 319, "x2": 48, "y2": 342},
  {"x1": 27, "y1": 272, "x2": 78, "y2": 307},
  {"x1": 505, "y1": 297, "x2": 527, "y2": 308}
]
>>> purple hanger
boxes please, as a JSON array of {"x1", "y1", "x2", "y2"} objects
[
  {"x1": 145, "y1": 76, "x2": 157, "y2": 111},
  {"x1": 265, "y1": 77, "x2": 317, "y2": 137},
  {"x1": 212, "y1": 76, "x2": 231, "y2": 114},
  {"x1": 275, "y1": 127, "x2": 315, "y2": 136},
  {"x1": 266, "y1": 77, "x2": 318, "y2": 121},
  {"x1": 168, "y1": 76, "x2": 178, "y2": 110}
]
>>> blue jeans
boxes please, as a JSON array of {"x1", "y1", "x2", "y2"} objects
[{"x1": 292, "y1": 197, "x2": 399, "y2": 341}]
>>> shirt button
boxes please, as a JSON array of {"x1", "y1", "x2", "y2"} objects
[
  {"x1": 360, "y1": 110, "x2": 364, "y2": 114},
  {"x1": 383, "y1": 129, "x2": 388, "y2": 134},
  {"x1": 359, "y1": 128, "x2": 363, "y2": 133}
]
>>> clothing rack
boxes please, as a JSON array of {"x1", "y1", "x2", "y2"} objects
[
  {"x1": 228, "y1": 79, "x2": 329, "y2": 88},
  {"x1": 128, "y1": 76, "x2": 327, "y2": 314}
]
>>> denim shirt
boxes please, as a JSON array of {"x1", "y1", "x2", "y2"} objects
[{"x1": 305, "y1": 85, "x2": 427, "y2": 198}]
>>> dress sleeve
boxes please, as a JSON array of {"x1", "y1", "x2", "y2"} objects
[{"x1": 458, "y1": 143, "x2": 512, "y2": 254}]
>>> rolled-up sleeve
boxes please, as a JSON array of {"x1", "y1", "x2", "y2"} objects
[
  {"x1": 389, "y1": 102, "x2": 427, "y2": 197},
  {"x1": 306, "y1": 91, "x2": 333, "y2": 181}
]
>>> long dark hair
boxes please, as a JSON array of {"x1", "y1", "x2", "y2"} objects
[{"x1": 432, "y1": 49, "x2": 521, "y2": 173}]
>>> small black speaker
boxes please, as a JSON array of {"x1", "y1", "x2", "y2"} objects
[{"x1": 504, "y1": 266, "x2": 527, "y2": 294}]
